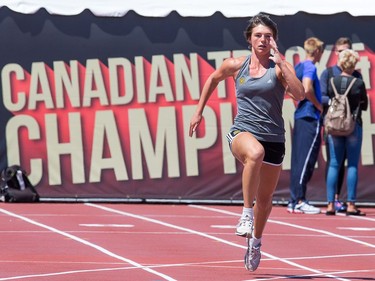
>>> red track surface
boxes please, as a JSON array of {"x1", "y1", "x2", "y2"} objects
[{"x1": 0, "y1": 203, "x2": 374, "y2": 280}]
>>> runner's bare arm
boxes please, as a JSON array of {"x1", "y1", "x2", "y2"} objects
[
  {"x1": 268, "y1": 36, "x2": 305, "y2": 101},
  {"x1": 189, "y1": 57, "x2": 244, "y2": 136}
]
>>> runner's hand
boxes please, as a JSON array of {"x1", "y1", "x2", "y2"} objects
[
  {"x1": 269, "y1": 36, "x2": 283, "y2": 64},
  {"x1": 189, "y1": 114, "x2": 202, "y2": 137}
]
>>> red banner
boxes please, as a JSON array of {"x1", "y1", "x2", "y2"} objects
[{"x1": 1, "y1": 9, "x2": 374, "y2": 203}]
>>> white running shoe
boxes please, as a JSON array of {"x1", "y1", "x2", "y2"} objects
[
  {"x1": 294, "y1": 201, "x2": 321, "y2": 214},
  {"x1": 244, "y1": 238, "x2": 261, "y2": 271},
  {"x1": 235, "y1": 215, "x2": 253, "y2": 237}
]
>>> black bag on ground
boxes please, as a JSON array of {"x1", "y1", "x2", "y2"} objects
[{"x1": 0, "y1": 165, "x2": 39, "y2": 203}]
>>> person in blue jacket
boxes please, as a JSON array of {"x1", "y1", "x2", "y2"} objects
[{"x1": 288, "y1": 37, "x2": 324, "y2": 215}]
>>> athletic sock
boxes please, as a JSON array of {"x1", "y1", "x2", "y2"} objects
[
  {"x1": 242, "y1": 207, "x2": 253, "y2": 218},
  {"x1": 252, "y1": 236, "x2": 262, "y2": 247}
]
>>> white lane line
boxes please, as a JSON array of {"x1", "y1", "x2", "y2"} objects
[
  {"x1": 86, "y1": 203, "x2": 244, "y2": 249},
  {"x1": 0, "y1": 208, "x2": 177, "y2": 281},
  {"x1": 0, "y1": 266, "x2": 139, "y2": 281},
  {"x1": 281, "y1": 252, "x2": 375, "y2": 261},
  {"x1": 337, "y1": 227, "x2": 375, "y2": 231},
  {"x1": 249, "y1": 269, "x2": 375, "y2": 281},
  {"x1": 190, "y1": 205, "x2": 375, "y2": 248},
  {"x1": 79, "y1": 224, "x2": 134, "y2": 228},
  {"x1": 86, "y1": 203, "x2": 351, "y2": 281},
  {"x1": 210, "y1": 225, "x2": 234, "y2": 229},
  {"x1": 270, "y1": 220, "x2": 375, "y2": 248}
]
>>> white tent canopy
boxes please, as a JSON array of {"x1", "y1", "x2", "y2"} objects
[{"x1": 1, "y1": 0, "x2": 374, "y2": 17}]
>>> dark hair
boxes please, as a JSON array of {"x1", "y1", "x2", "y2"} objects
[
  {"x1": 243, "y1": 13, "x2": 278, "y2": 42},
  {"x1": 335, "y1": 37, "x2": 352, "y2": 49}
]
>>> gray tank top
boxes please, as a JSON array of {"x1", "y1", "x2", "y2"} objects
[{"x1": 230, "y1": 55, "x2": 286, "y2": 142}]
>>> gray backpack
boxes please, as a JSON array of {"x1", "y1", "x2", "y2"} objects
[{"x1": 324, "y1": 77, "x2": 357, "y2": 136}]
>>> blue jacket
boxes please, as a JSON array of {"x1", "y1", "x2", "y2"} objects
[{"x1": 294, "y1": 60, "x2": 322, "y2": 120}]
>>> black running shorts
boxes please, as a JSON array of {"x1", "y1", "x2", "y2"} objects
[{"x1": 226, "y1": 130, "x2": 285, "y2": 166}]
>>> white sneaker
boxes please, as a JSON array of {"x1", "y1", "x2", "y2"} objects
[
  {"x1": 244, "y1": 238, "x2": 261, "y2": 271},
  {"x1": 235, "y1": 215, "x2": 253, "y2": 237},
  {"x1": 294, "y1": 201, "x2": 321, "y2": 214}
]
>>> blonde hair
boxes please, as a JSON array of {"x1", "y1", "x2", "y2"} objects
[
  {"x1": 338, "y1": 49, "x2": 359, "y2": 71},
  {"x1": 304, "y1": 37, "x2": 324, "y2": 54}
]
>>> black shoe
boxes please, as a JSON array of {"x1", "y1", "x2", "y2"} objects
[
  {"x1": 346, "y1": 209, "x2": 366, "y2": 216},
  {"x1": 325, "y1": 210, "x2": 336, "y2": 216}
]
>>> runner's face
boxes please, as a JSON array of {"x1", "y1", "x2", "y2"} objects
[{"x1": 249, "y1": 24, "x2": 273, "y2": 53}]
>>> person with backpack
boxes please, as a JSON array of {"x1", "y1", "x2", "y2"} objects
[
  {"x1": 287, "y1": 37, "x2": 323, "y2": 214},
  {"x1": 325, "y1": 49, "x2": 368, "y2": 216},
  {"x1": 320, "y1": 37, "x2": 363, "y2": 213}
]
